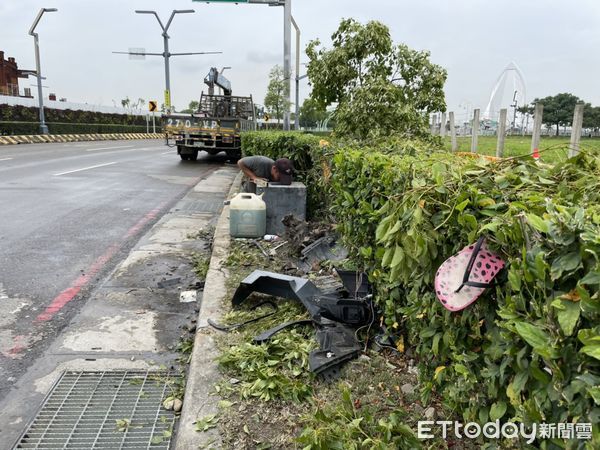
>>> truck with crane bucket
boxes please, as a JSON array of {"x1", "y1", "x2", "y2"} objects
[{"x1": 163, "y1": 68, "x2": 256, "y2": 160}]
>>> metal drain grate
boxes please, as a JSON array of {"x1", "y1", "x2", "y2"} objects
[{"x1": 14, "y1": 370, "x2": 180, "y2": 449}]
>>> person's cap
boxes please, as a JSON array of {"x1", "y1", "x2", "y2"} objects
[{"x1": 275, "y1": 158, "x2": 294, "y2": 185}]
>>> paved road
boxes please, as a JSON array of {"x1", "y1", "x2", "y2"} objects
[{"x1": 0, "y1": 139, "x2": 231, "y2": 401}]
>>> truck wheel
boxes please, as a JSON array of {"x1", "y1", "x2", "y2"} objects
[
  {"x1": 190, "y1": 151, "x2": 199, "y2": 161},
  {"x1": 180, "y1": 154, "x2": 189, "y2": 161}
]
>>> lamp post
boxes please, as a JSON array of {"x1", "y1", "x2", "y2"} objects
[
  {"x1": 135, "y1": 9, "x2": 195, "y2": 113},
  {"x1": 29, "y1": 7, "x2": 57, "y2": 135}
]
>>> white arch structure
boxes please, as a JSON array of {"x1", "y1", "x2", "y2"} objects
[{"x1": 483, "y1": 62, "x2": 527, "y2": 123}]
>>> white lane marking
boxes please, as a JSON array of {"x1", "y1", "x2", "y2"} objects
[
  {"x1": 86, "y1": 145, "x2": 135, "y2": 152},
  {"x1": 161, "y1": 151, "x2": 173, "y2": 155},
  {"x1": 0, "y1": 157, "x2": 13, "y2": 162},
  {"x1": 54, "y1": 161, "x2": 117, "y2": 176}
]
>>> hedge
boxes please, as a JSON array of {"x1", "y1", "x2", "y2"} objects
[
  {"x1": 0, "y1": 103, "x2": 148, "y2": 135},
  {"x1": 242, "y1": 131, "x2": 600, "y2": 447},
  {"x1": 331, "y1": 148, "x2": 600, "y2": 445},
  {"x1": 0, "y1": 121, "x2": 149, "y2": 135}
]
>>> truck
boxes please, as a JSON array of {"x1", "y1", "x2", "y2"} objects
[{"x1": 163, "y1": 68, "x2": 256, "y2": 161}]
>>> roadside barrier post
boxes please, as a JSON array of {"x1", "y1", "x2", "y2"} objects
[
  {"x1": 449, "y1": 111, "x2": 457, "y2": 151},
  {"x1": 568, "y1": 102, "x2": 584, "y2": 158},
  {"x1": 531, "y1": 102, "x2": 543, "y2": 159},
  {"x1": 440, "y1": 112, "x2": 447, "y2": 137},
  {"x1": 496, "y1": 108, "x2": 507, "y2": 157},
  {"x1": 471, "y1": 108, "x2": 480, "y2": 153}
]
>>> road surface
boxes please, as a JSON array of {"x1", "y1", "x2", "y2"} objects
[{"x1": 0, "y1": 139, "x2": 231, "y2": 401}]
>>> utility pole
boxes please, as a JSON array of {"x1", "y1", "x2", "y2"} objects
[
  {"x1": 196, "y1": 0, "x2": 291, "y2": 128},
  {"x1": 114, "y1": 10, "x2": 221, "y2": 114},
  {"x1": 291, "y1": 16, "x2": 307, "y2": 131},
  {"x1": 283, "y1": 0, "x2": 292, "y2": 130},
  {"x1": 29, "y1": 7, "x2": 57, "y2": 135}
]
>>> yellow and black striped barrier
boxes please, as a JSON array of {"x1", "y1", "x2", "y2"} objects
[{"x1": 0, "y1": 133, "x2": 163, "y2": 146}]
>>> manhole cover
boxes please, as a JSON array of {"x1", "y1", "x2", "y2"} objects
[{"x1": 14, "y1": 370, "x2": 181, "y2": 449}]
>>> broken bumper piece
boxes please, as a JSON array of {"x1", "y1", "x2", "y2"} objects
[{"x1": 225, "y1": 269, "x2": 372, "y2": 380}]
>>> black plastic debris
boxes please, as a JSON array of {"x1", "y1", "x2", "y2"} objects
[{"x1": 216, "y1": 269, "x2": 373, "y2": 380}]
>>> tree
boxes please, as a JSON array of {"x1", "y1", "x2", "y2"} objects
[
  {"x1": 517, "y1": 105, "x2": 534, "y2": 135},
  {"x1": 534, "y1": 93, "x2": 581, "y2": 136},
  {"x1": 264, "y1": 65, "x2": 290, "y2": 123},
  {"x1": 180, "y1": 100, "x2": 199, "y2": 114},
  {"x1": 582, "y1": 103, "x2": 600, "y2": 133},
  {"x1": 298, "y1": 97, "x2": 328, "y2": 128},
  {"x1": 306, "y1": 18, "x2": 447, "y2": 139}
]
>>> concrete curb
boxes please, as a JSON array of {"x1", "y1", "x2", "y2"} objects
[
  {"x1": 175, "y1": 172, "x2": 243, "y2": 450},
  {"x1": 0, "y1": 133, "x2": 163, "y2": 145}
]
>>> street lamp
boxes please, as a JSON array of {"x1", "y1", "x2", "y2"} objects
[
  {"x1": 29, "y1": 7, "x2": 57, "y2": 135},
  {"x1": 135, "y1": 9, "x2": 195, "y2": 113}
]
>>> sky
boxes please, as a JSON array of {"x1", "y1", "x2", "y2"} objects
[{"x1": 1, "y1": 0, "x2": 599, "y2": 123}]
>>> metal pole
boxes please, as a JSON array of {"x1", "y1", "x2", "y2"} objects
[
  {"x1": 146, "y1": 114, "x2": 149, "y2": 133},
  {"x1": 283, "y1": 0, "x2": 291, "y2": 131},
  {"x1": 152, "y1": 112, "x2": 156, "y2": 133},
  {"x1": 496, "y1": 108, "x2": 507, "y2": 157},
  {"x1": 531, "y1": 102, "x2": 543, "y2": 159},
  {"x1": 449, "y1": 111, "x2": 457, "y2": 151},
  {"x1": 291, "y1": 16, "x2": 300, "y2": 131},
  {"x1": 569, "y1": 102, "x2": 584, "y2": 158},
  {"x1": 471, "y1": 108, "x2": 480, "y2": 153},
  {"x1": 163, "y1": 33, "x2": 171, "y2": 112},
  {"x1": 29, "y1": 8, "x2": 57, "y2": 135},
  {"x1": 33, "y1": 34, "x2": 48, "y2": 134},
  {"x1": 135, "y1": 10, "x2": 194, "y2": 114}
]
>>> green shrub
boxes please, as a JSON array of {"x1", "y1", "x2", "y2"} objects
[{"x1": 330, "y1": 147, "x2": 600, "y2": 447}]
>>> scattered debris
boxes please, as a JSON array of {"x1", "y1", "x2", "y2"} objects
[
  {"x1": 225, "y1": 269, "x2": 373, "y2": 379},
  {"x1": 179, "y1": 290, "x2": 197, "y2": 303},
  {"x1": 208, "y1": 301, "x2": 278, "y2": 332},
  {"x1": 158, "y1": 277, "x2": 182, "y2": 289}
]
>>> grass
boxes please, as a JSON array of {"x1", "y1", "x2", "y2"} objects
[{"x1": 443, "y1": 135, "x2": 600, "y2": 163}]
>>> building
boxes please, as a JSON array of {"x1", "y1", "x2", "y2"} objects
[{"x1": 0, "y1": 51, "x2": 32, "y2": 97}]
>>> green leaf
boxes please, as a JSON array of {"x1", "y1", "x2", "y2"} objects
[
  {"x1": 581, "y1": 345, "x2": 600, "y2": 361},
  {"x1": 550, "y1": 252, "x2": 581, "y2": 280},
  {"x1": 514, "y1": 322, "x2": 557, "y2": 359},
  {"x1": 194, "y1": 414, "x2": 219, "y2": 432},
  {"x1": 151, "y1": 436, "x2": 164, "y2": 445},
  {"x1": 456, "y1": 199, "x2": 470, "y2": 212},
  {"x1": 552, "y1": 299, "x2": 580, "y2": 336},
  {"x1": 526, "y1": 213, "x2": 549, "y2": 233},
  {"x1": 489, "y1": 401, "x2": 507, "y2": 420},
  {"x1": 580, "y1": 271, "x2": 600, "y2": 285},
  {"x1": 587, "y1": 387, "x2": 600, "y2": 405},
  {"x1": 390, "y1": 245, "x2": 404, "y2": 268},
  {"x1": 578, "y1": 329, "x2": 600, "y2": 346}
]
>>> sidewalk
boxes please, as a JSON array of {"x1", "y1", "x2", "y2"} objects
[
  {"x1": 174, "y1": 173, "x2": 242, "y2": 449},
  {"x1": 0, "y1": 166, "x2": 238, "y2": 447}
]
